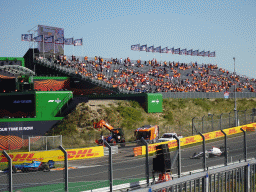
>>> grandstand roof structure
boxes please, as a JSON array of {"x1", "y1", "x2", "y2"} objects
[{"x1": 0, "y1": 65, "x2": 35, "y2": 78}]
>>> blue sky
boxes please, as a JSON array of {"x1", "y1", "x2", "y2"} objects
[{"x1": 0, "y1": 0, "x2": 256, "y2": 78}]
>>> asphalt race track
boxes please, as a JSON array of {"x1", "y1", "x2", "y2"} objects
[{"x1": 1, "y1": 132, "x2": 255, "y2": 191}]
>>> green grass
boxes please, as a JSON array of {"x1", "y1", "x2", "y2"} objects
[{"x1": 3, "y1": 178, "x2": 147, "y2": 192}]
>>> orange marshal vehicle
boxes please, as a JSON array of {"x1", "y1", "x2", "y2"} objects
[
  {"x1": 93, "y1": 120, "x2": 126, "y2": 147},
  {"x1": 134, "y1": 125, "x2": 159, "y2": 145}
]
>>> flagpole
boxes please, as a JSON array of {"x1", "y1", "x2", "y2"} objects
[
  {"x1": 32, "y1": 30, "x2": 34, "y2": 63},
  {"x1": 43, "y1": 35, "x2": 45, "y2": 59},
  {"x1": 82, "y1": 38, "x2": 84, "y2": 58},
  {"x1": 73, "y1": 37, "x2": 74, "y2": 57},
  {"x1": 54, "y1": 36, "x2": 55, "y2": 57}
]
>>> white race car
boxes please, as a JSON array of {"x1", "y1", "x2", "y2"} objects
[{"x1": 191, "y1": 147, "x2": 228, "y2": 159}]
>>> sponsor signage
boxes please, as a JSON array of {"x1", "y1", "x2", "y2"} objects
[
  {"x1": 0, "y1": 146, "x2": 104, "y2": 163},
  {"x1": 137, "y1": 124, "x2": 249, "y2": 156},
  {"x1": 48, "y1": 98, "x2": 61, "y2": 103}
]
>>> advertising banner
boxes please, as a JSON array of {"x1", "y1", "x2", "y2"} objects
[
  {"x1": 37, "y1": 25, "x2": 64, "y2": 54},
  {"x1": 136, "y1": 124, "x2": 251, "y2": 156},
  {"x1": 0, "y1": 146, "x2": 104, "y2": 163}
]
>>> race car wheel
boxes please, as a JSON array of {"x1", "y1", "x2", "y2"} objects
[
  {"x1": 22, "y1": 168, "x2": 27, "y2": 173},
  {"x1": 43, "y1": 165, "x2": 50, "y2": 172}
]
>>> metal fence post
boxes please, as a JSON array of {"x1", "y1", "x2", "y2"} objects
[
  {"x1": 211, "y1": 114, "x2": 214, "y2": 132},
  {"x1": 240, "y1": 128, "x2": 247, "y2": 161},
  {"x1": 140, "y1": 138, "x2": 150, "y2": 186},
  {"x1": 220, "y1": 113, "x2": 223, "y2": 130},
  {"x1": 29, "y1": 137, "x2": 31, "y2": 152},
  {"x1": 104, "y1": 141, "x2": 113, "y2": 192},
  {"x1": 244, "y1": 163, "x2": 250, "y2": 192},
  {"x1": 59, "y1": 146, "x2": 68, "y2": 192},
  {"x1": 202, "y1": 115, "x2": 205, "y2": 133},
  {"x1": 204, "y1": 172, "x2": 209, "y2": 192},
  {"x1": 173, "y1": 135, "x2": 181, "y2": 178},
  {"x1": 221, "y1": 130, "x2": 228, "y2": 166},
  {"x1": 229, "y1": 112, "x2": 231, "y2": 128},
  {"x1": 2, "y1": 150, "x2": 12, "y2": 192},
  {"x1": 192, "y1": 117, "x2": 196, "y2": 135},
  {"x1": 198, "y1": 132, "x2": 206, "y2": 171},
  {"x1": 244, "y1": 109, "x2": 247, "y2": 124}
]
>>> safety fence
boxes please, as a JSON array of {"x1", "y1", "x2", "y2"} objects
[
  {"x1": 161, "y1": 92, "x2": 256, "y2": 99},
  {"x1": 192, "y1": 109, "x2": 255, "y2": 135},
  {"x1": 132, "y1": 159, "x2": 256, "y2": 192},
  {"x1": 1, "y1": 124, "x2": 256, "y2": 192}
]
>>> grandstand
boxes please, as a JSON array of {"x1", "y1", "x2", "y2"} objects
[
  {"x1": 1, "y1": 46, "x2": 256, "y2": 150},
  {"x1": 29, "y1": 51, "x2": 256, "y2": 96}
]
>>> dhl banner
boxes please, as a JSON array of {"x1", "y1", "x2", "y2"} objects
[
  {"x1": 0, "y1": 146, "x2": 104, "y2": 163},
  {"x1": 136, "y1": 123, "x2": 254, "y2": 156}
]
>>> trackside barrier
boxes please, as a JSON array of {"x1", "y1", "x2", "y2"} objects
[
  {"x1": 133, "y1": 123, "x2": 255, "y2": 156},
  {"x1": 131, "y1": 159, "x2": 256, "y2": 192},
  {"x1": 0, "y1": 146, "x2": 104, "y2": 163}
]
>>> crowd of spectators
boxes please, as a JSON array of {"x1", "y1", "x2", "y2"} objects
[{"x1": 36, "y1": 55, "x2": 256, "y2": 94}]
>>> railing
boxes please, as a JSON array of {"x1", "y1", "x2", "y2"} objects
[
  {"x1": 51, "y1": 91, "x2": 73, "y2": 117},
  {"x1": 192, "y1": 109, "x2": 255, "y2": 135},
  {"x1": 131, "y1": 159, "x2": 256, "y2": 192}
]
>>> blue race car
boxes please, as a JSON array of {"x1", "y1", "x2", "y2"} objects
[{"x1": 3, "y1": 160, "x2": 55, "y2": 173}]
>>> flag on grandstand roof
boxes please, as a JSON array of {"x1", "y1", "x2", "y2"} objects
[
  {"x1": 74, "y1": 38, "x2": 83, "y2": 46},
  {"x1": 187, "y1": 49, "x2": 192, "y2": 55},
  {"x1": 174, "y1": 48, "x2": 180, "y2": 54},
  {"x1": 199, "y1": 51, "x2": 205, "y2": 56},
  {"x1": 192, "y1": 50, "x2": 199, "y2": 56},
  {"x1": 147, "y1": 45, "x2": 154, "y2": 52},
  {"x1": 209, "y1": 51, "x2": 216, "y2": 57},
  {"x1": 140, "y1": 44, "x2": 147, "y2": 51},
  {"x1": 21, "y1": 34, "x2": 33, "y2": 41},
  {"x1": 204, "y1": 51, "x2": 210, "y2": 57},
  {"x1": 44, "y1": 36, "x2": 54, "y2": 43},
  {"x1": 180, "y1": 49, "x2": 187, "y2": 55},
  {"x1": 64, "y1": 38, "x2": 74, "y2": 45},
  {"x1": 131, "y1": 44, "x2": 136, "y2": 50},
  {"x1": 154, "y1": 46, "x2": 161, "y2": 53},
  {"x1": 161, "y1": 47, "x2": 168, "y2": 53},
  {"x1": 55, "y1": 37, "x2": 64, "y2": 44},
  {"x1": 33, "y1": 35, "x2": 43, "y2": 42},
  {"x1": 167, "y1": 47, "x2": 174, "y2": 54},
  {"x1": 135, "y1": 44, "x2": 140, "y2": 51}
]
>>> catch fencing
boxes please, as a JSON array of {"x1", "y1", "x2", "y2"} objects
[
  {"x1": 192, "y1": 109, "x2": 255, "y2": 135},
  {"x1": 1, "y1": 127, "x2": 256, "y2": 192},
  {"x1": 29, "y1": 135, "x2": 62, "y2": 152}
]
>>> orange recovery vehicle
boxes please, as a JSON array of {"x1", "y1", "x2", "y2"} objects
[
  {"x1": 93, "y1": 120, "x2": 126, "y2": 147},
  {"x1": 134, "y1": 125, "x2": 159, "y2": 145}
]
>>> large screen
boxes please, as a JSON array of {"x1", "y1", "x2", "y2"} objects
[
  {"x1": 37, "y1": 25, "x2": 64, "y2": 55},
  {"x1": 0, "y1": 94, "x2": 35, "y2": 118}
]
